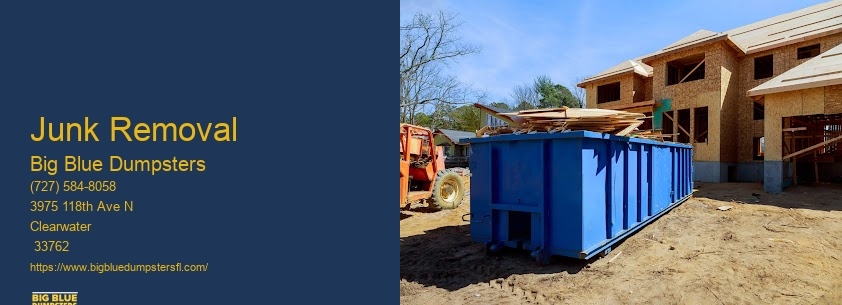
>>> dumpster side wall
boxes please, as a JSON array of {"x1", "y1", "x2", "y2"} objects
[{"x1": 468, "y1": 132, "x2": 693, "y2": 260}]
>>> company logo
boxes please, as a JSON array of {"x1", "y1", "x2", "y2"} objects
[{"x1": 32, "y1": 292, "x2": 77, "y2": 305}]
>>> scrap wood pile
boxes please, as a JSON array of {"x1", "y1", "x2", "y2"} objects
[{"x1": 476, "y1": 107, "x2": 672, "y2": 141}]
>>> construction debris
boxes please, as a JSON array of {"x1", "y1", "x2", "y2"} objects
[{"x1": 476, "y1": 107, "x2": 671, "y2": 140}]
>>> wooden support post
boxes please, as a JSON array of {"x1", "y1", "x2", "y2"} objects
[
  {"x1": 814, "y1": 151, "x2": 819, "y2": 183},
  {"x1": 663, "y1": 111, "x2": 690, "y2": 143},
  {"x1": 794, "y1": 155, "x2": 798, "y2": 186}
]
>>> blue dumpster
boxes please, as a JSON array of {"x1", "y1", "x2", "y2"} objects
[{"x1": 462, "y1": 131, "x2": 693, "y2": 264}]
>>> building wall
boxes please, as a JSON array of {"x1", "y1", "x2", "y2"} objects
[
  {"x1": 762, "y1": 85, "x2": 841, "y2": 193},
  {"x1": 643, "y1": 77, "x2": 653, "y2": 101},
  {"x1": 719, "y1": 44, "x2": 740, "y2": 164},
  {"x1": 827, "y1": 85, "x2": 842, "y2": 114},
  {"x1": 582, "y1": 33, "x2": 842, "y2": 183},
  {"x1": 433, "y1": 135, "x2": 471, "y2": 157},
  {"x1": 632, "y1": 74, "x2": 646, "y2": 103},
  {"x1": 478, "y1": 109, "x2": 515, "y2": 129},
  {"x1": 737, "y1": 33, "x2": 842, "y2": 163},
  {"x1": 646, "y1": 42, "x2": 727, "y2": 164},
  {"x1": 433, "y1": 134, "x2": 454, "y2": 155},
  {"x1": 762, "y1": 84, "x2": 842, "y2": 161},
  {"x1": 583, "y1": 73, "x2": 635, "y2": 109}
]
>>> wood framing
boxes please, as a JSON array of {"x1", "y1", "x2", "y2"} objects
[{"x1": 782, "y1": 133, "x2": 842, "y2": 159}]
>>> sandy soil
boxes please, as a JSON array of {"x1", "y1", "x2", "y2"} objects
[{"x1": 400, "y1": 182, "x2": 842, "y2": 305}]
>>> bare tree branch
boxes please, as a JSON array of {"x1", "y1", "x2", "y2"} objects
[
  {"x1": 570, "y1": 76, "x2": 587, "y2": 108},
  {"x1": 510, "y1": 83, "x2": 539, "y2": 108},
  {"x1": 400, "y1": 9, "x2": 482, "y2": 125}
]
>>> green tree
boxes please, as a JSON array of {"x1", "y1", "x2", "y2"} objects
[
  {"x1": 534, "y1": 75, "x2": 581, "y2": 108},
  {"x1": 514, "y1": 100, "x2": 535, "y2": 111},
  {"x1": 488, "y1": 102, "x2": 512, "y2": 111},
  {"x1": 413, "y1": 112, "x2": 433, "y2": 127},
  {"x1": 449, "y1": 105, "x2": 481, "y2": 131}
]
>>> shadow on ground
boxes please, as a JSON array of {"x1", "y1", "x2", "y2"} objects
[
  {"x1": 400, "y1": 224, "x2": 592, "y2": 291},
  {"x1": 693, "y1": 181, "x2": 842, "y2": 212},
  {"x1": 404, "y1": 206, "x2": 440, "y2": 213},
  {"x1": 400, "y1": 205, "x2": 444, "y2": 221}
]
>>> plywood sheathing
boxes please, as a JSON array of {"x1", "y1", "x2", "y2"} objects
[
  {"x1": 693, "y1": 92, "x2": 721, "y2": 161},
  {"x1": 748, "y1": 42, "x2": 842, "y2": 96},
  {"x1": 719, "y1": 44, "x2": 741, "y2": 163},
  {"x1": 644, "y1": 77, "x2": 654, "y2": 101},
  {"x1": 724, "y1": 1, "x2": 842, "y2": 55},
  {"x1": 763, "y1": 87, "x2": 827, "y2": 161},
  {"x1": 586, "y1": 2, "x2": 842, "y2": 165},
  {"x1": 633, "y1": 74, "x2": 646, "y2": 103},
  {"x1": 737, "y1": 34, "x2": 842, "y2": 162},
  {"x1": 584, "y1": 73, "x2": 636, "y2": 109},
  {"x1": 639, "y1": 2, "x2": 842, "y2": 63},
  {"x1": 640, "y1": 30, "x2": 728, "y2": 63},
  {"x1": 579, "y1": 60, "x2": 652, "y2": 85},
  {"x1": 825, "y1": 84, "x2": 842, "y2": 114},
  {"x1": 648, "y1": 42, "x2": 728, "y2": 162}
]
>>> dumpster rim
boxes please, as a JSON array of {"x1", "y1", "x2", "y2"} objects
[{"x1": 462, "y1": 130, "x2": 692, "y2": 149}]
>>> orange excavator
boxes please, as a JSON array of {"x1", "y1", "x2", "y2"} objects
[{"x1": 400, "y1": 123, "x2": 467, "y2": 210}]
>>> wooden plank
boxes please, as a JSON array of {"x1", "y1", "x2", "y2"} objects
[
  {"x1": 678, "y1": 59, "x2": 705, "y2": 84},
  {"x1": 518, "y1": 109, "x2": 635, "y2": 118},
  {"x1": 616, "y1": 122, "x2": 643, "y2": 136},
  {"x1": 677, "y1": 124, "x2": 691, "y2": 139},
  {"x1": 517, "y1": 107, "x2": 568, "y2": 114},
  {"x1": 782, "y1": 127, "x2": 806, "y2": 132},
  {"x1": 600, "y1": 100, "x2": 656, "y2": 110},
  {"x1": 783, "y1": 134, "x2": 842, "y2": 159},
  {"x1": 694, "y1": 130, "x2": 708, "y2": 142}
]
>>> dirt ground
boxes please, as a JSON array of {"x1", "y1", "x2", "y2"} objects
[{"x1": 400, "y1": 182, "x2": 842, "y2": 305}]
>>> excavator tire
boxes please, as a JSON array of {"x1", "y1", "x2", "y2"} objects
[{"x1": 432, "y1": 169, "x2": 466, "y2": 210}]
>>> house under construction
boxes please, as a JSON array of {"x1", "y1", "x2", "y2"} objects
[{"x1": 576, "y1": 0, "x2": 842, "y2": 193}]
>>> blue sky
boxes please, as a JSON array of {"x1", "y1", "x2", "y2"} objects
[{"x1": 400, "y1": 0, "x2": 829, "y2": 105}]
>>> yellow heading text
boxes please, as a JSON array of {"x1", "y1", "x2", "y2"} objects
[{"x1": 30, "y1": 116, "x2": 237, "y2": 142}]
